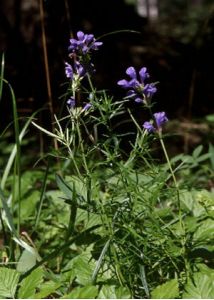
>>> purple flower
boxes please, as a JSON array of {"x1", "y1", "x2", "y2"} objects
[
  {"x1": 143, "y1": 121, "x2": 155, "y2": 133},
  {"x1": 83, "y1": 103, "x2": 92, "y2": 111},
  {"x1": 65, "y1": 61, "x2": 85, "y2": 80},
  {"x1": 154, "y1": 112, "x2": 168, "y2": 128},
  {"x1": 143, "y1": 111, "x2": 168, "y2": 133},
  {"x1": 74, "y1": 60, "x2": 85, "y2": 77},
  {"x1": 67, "y1": 97, "x2": 75, "y2": 108},
  {"x1": 143, "y1": 83, "x2": 157, "y2": 98},
  {"x1": 65, "y1": 62, "x2": 73, "y2": 79},
  {"x1": 68, "y1": 31, "x2": 103, "y2": 55},
  {"x1": 117, "y1": 66, "x2": 156, "y2": 103}
]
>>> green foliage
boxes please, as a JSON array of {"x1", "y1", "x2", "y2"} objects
[
  {"x1": 182, "y1": 264, "x2": 214, "y2": 299},
  {"x1": 151, "y1": 279, "x2": 179, "y2": 299},
  {"x1": 18, "y1": 267, "x2": 44, "y2": 298},
  {"x1": 0, "y1": 267, "x2": 20, "y2": 299}
]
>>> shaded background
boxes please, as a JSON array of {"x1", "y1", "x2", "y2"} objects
[{"x1": 0, "y1": 0, "x2": 214, "y2": 134}]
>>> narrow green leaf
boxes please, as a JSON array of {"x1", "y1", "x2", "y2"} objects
[
  {"x1": 209, "y1": 143, "x2": 214, "y2": 170},
  {"x1": 151, "y1": 279, "x2": 179, "y2": 299},
  {"x1": 18, "y1": 267, "x2": 44, "y2": 299},
  {"x1": 0, "y1": 52, "x2": 5, "y2": 103},
  {"x1": 0, "y1": 187, "x2": 17, "y2": 236},
  {"x1": 92, "y1": 239, "x2": 111, "y2": 283},
  {"x1": 0, "y1": 267, "x2": 20, "y2": 299},
  {"x1": 31, "y1": 121, "x2": 59, "y2": 139},
  {"x1": 1, "y1": 109, "x2": 42, "y2": 190}
]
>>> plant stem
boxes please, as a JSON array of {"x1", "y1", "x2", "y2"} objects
[{"x1": 158, "y1": 133, "x2": 188, "y2": 275}]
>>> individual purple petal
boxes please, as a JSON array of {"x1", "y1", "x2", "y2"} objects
[
  {"x1": 126, "y1": 67, "x2": 137, "y2": 79},
  {"x1": 139, "y1": 67, "x2": 150, "y2": 82},
  {"x1": 153, "y1": 112, "x2": 168, "y2": 128},
  {"x1": 117, "y1": 79, "x2": 131, "y2": 88},
  {"x1": 143, "y1": 121, "x2": 155, "y2": 133},
  {"x1": 91, "y1": 41, "x2": 103, "y2": 50},
  {"x1": 67, "y1": 97, "x2": 75, "y2": 108},
  {"x1": 85, "y1": 34, "x2": 94, "y2": 43},
  {"x1": 77, "y1": 31, "x2": 85, "y2": 41}
]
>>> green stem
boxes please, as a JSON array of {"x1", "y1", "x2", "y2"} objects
[
  {"x1": 158, "y1": 133, "x2": 188, "y2": 274},
  {"x1": 76, "y1": 119, "x2": 90, "y2": 175}
]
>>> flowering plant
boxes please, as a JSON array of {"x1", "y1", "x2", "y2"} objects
[{"x1": 31, "y1": 30, "x2": 188, "y2": 299}]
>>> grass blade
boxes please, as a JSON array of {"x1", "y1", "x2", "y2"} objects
[{"x1": 0, "y1": 52, "x2": 5, "y2": 103}]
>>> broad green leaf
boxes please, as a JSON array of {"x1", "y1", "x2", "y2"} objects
[
  {"x1": 183, "y1": 272, "x2": 214, "y2": 298},
  {"x1": 17, "y1": 249, "x2": 38, "y2": 273},
  {"x1": 193, "y1": 218, "x2": 214, "y2": 242},
  {"x1": 18, "y1": 267, "x2": 44, "y2": 299},
  {"x1": 65, "y1": 175, "x2": 87, "y2": 199},
  {"x1": 0, "y1": 267, "x2": 20, "y2": 299},
  {"x1": 180, "y1": 190, "x2": 205, "y2": 217},
  {"x1": 34, "y1": 281, "x2": 61, "y2": 299},
  {"x1": 62, "y1": 285, "x2": 98, "y2": 299},
  {"x1": 151, "y1": 279, "x2": 179, "y2": 299},
  {"x1": 21, "y1": 190, "x2": 40, "y2": 220},
  {"x1": 98, "y1": 285, "x2": 117, "y2": 299},
  {"x1": 55, "y1": 174, "x2": 73, "y2": 200},
  {"x1": 71, "y1": 253, "x2": 95, "y2": 285},
  {"x1": 115, "y1": 286, "x2": 131, "y2": 299}
]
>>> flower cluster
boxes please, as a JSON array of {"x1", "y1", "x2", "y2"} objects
[
  {"x1": 65, "y1": 31, "x2": 103, "y2": 109},
  {"x1": 117, "y1": 66, "x2": 157, "y2": 104},
  {"x1": 118, "y1": 66, "x2": 168, "y2": 133},
  {"x1": 143, "y1": 112, "x2": 168, "y2": 133},
  {"x1": 68, "y1": 31, "x2": 103, "y2": 56},
  {"x1": 64, "y1": 31, "x2": 168, "y2": 133}
]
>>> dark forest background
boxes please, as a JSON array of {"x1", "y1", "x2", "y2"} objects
[{"x1": 1, "y1": 0, "x2": 214, "y2": 133}]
